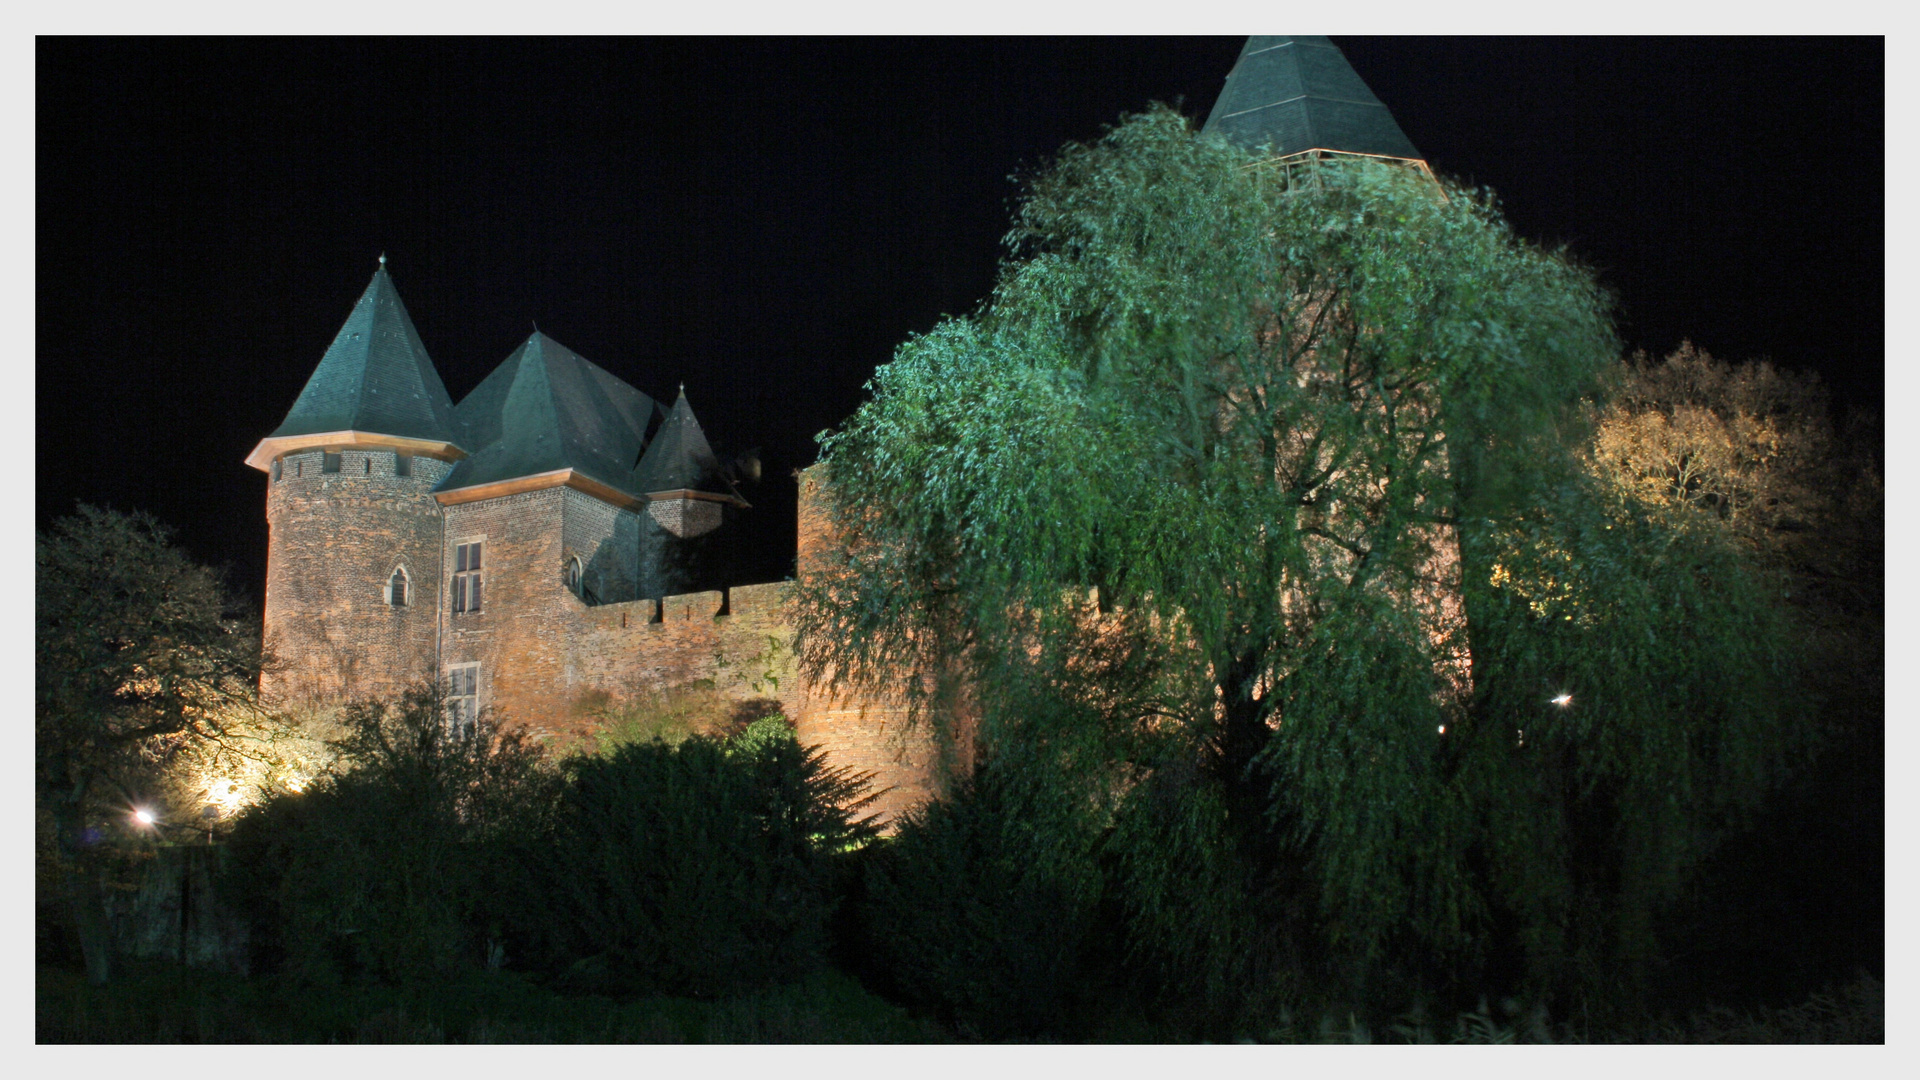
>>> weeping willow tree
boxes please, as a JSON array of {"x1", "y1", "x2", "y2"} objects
[{"x1": 795, "y1": 106, "x2": 1801, "y2": 1012}]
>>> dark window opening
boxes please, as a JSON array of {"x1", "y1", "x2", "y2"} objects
[
  {"x1": 388, "y1": 568, "x2": 408, "y2": 607},
  {"x1": 271, "y1": 460, "x2": 281, "y2": 482},
  {"x1": 322, "y1": 452, "x2": 342, "y2": 474},
  {"x1": 395, "y1": 454, "x2": 412, "y2": 477},
  {"x1": 452, "y1": 541, "x2": 484, "y2": 614},
  {"x1": 364, "y1": 457, "x2": 372, "y2": 475},
  {"x1": 446, "y1": 663, "x2": 480, "y2": 729}
]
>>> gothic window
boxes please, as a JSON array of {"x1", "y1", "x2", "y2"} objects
[
  {"x1": 446, "y1": 662, "x2": 481, "y2": 730},
  {"x1": 386, "y1": 566, "x2": 409, "y2": 607},
  {"x1": 452, "y1": 540, "x2": 484, "y2": 614},
  {"x1": 564, "y1": 555, "x2": 583, "y2": 596},
  {"x1": 271, "y1": 459, "x2": 282, "y2": 482},
  {"x1": 322, "y1": 452, "x2": 342, "y2": 474}
]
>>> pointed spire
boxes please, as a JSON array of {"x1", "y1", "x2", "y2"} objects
[
  {"x1": 265, "y1": 263, "x2": 460, "y2": 445},
  {"x1": 636, "y1": 385, "x2": 720, "y2": 495},
  {"x1": 1203, "y1": 36, "x2": 1422, "y2": 161}
]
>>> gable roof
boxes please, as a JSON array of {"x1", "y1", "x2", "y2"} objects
[
  {"x1": 439, "y1": 332, "x2": 657, "y2": 497},
  {"x1": 634, "y1": 385, "x2": 722, "y2": 495},
  {"x1": 269, "y1": 264, "x2": 461, "y2": 445},
  {"x1": 1202, "y1": 36, "x2": 1422, "y2": 160}
]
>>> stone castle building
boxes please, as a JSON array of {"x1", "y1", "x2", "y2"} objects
[
  {"x1": 246, "y1": 36, "x2": 1428, "y2": 823},
  {"x1": 245, "y1": 257, "x2": 939, "y2": 820}
]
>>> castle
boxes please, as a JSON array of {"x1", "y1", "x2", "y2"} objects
[{"x1": 246, "y1": 36, "x2": 1426, "y2": 824}]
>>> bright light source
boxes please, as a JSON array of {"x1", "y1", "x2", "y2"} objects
[
  {"x1": 132, "y1": 808, "x2": 156, "y2": 825},
  {"x1": 1437, "y1": 725, "x2": 1447, "y2": 734},
  {"x1": 1551, "y1": 693, "x2": 1573, "y2": 707}
]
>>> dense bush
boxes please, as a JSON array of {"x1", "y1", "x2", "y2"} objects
[
  {"x1": 545, "y1": 717, "x2": 878, "y2": 997},
  {"x1": 858, "y1": 763, "x2": 1105, "y2": 1039},
  {"x1": 219, "y1": 686, "x2": 558, "y2": 984}
]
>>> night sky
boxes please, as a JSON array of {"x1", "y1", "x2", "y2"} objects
[{"x1": 36, "y1": 37, "x2": 1884, "y2": 606}]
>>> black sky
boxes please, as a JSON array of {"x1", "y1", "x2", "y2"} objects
[{"x1": 36, "y1": 37, "x2": 1884, "y2": 603}]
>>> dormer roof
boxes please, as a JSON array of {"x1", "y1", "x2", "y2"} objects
[{"x1": 1202, "y1": 36, "x2": 1422, "y2": 161}]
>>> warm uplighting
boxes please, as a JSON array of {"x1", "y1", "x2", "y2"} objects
[
  {"x1": 206, "y1": 777, "x2": 243, "y2": 811},
  {"x1": 131, "y1": 807, "x2": 156, "y2": 826},
  {"x1": 1551, "y1": 692, "x2": 1573, "y2": 707}
]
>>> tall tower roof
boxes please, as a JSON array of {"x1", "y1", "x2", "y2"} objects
[
  {"x1": 1202, "y1": 36, "x2": 1421, "y2": 161},
  {"x1": 245, "y1": 260, "x2": 464, "y2": 470},
  {"x1": 269, "y1": 262, "x2": 460, "y2": 443},
  {"x1": 437, "y1": 332, "x2": 658, "y2": 504}
]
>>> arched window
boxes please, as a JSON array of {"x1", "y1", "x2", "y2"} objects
[
  {"x1": 386, "y1": 566, "x2": 409, "y2": 607},
  {"x1": 563, "y1": 555, "x2": 583, "y2": 595}
]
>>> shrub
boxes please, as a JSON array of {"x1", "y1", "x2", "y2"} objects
[
  {"x1": 545, "y1": 717, "x2": 877, "y2": 997},
  {"x1": 219, "y1": 685, "x2": 558, "y2": 984},
  {"x1": 571, "y1": 682, "x2": 784, "y2": 753},
  {"x1": 859, "y1": 763, "x2": 1104, "y2": 1039}
]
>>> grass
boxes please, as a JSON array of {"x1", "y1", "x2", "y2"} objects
[
  {"x1": 38, "y1": 955, "x2": 1883, "y2": 1043},
  {"x1": 37, "y1": 958, "x2": 947, "y2": 1043}
]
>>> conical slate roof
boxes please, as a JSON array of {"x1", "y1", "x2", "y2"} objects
[
  {"x1": 269, "y1": 263, "x2": 460, "y2": 444},
  {"x1": 1202, "y1": 36, "x2": 1421, "y2": 160},
  {"x1": 634, "y1": 386, "x2": 721, "y2": 494},
  {"x1": 440, "y1": 332, "x2": 657, "y2": 496}
]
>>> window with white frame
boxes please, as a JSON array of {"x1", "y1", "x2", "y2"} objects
[
  {"x1": 386, "y1": 566, "x2": 409, "y2": 607},
  {"x1": 446, "y1": 662, "x2": 481, "y2": 728},
  {"x1": 451, "y1": 540, "x2": 483, "y2": 613},
  {"x1": 564, "y1": 555, "x2": 583, "y2": 595}
]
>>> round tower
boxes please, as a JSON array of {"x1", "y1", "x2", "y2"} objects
[{"x1": 245, "y1": 259, "x2": 465, "y2": 706}]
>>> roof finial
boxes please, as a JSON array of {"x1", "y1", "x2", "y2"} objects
[
  {"x1": 678, "y1": 381, "x2": 686, "y2": 397},
  {"x1": 378, "y1": 252, "x2": 386, "y2": 267}
]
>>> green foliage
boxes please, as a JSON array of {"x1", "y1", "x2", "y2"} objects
[
  {"x1": 795, "y1": 104, "x2": 1807, "y2": 1015},
  {"x1": 219, "y1": 684, "x2": 559, "y2": 985},
  {"x1": 1461, "y1": 477, "x2": 1804, "y2": 1001},
  {"x1": 1104, "y1": 762, "x2": 1299, "y2": 1031},
  {"x1": 36, "y1": 504, "x2": 281, "y2": 984},
  {"x1": 860, "y1": 762, "x2": 1105, "y2": 1038},
  {"x1": 37, "y1": 959, "x2": 945, "y2": 1043},
  {"x1": 573, "y1": 682, "x2": 770, "y2": 752},
  {"x1": 546, "y1": 718, "x2": 878, "y2": 997}
]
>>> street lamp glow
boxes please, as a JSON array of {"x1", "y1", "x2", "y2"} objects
[
  {"x1": 132, "y1": 808, "x2": 156, "y2": 825},
  {"x1": 1551, "y1": 692, "x2": 1573, "y2": 707}
]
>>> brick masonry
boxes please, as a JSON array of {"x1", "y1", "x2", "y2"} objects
[
  {"x1": 262, "y1": 449, "x2": 451, "y2": 705},
  {"x1": 261, "y1": 455, "x2": 938, "y2": 824}
]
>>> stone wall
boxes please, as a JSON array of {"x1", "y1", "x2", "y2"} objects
[
  {"x1": 265, "y1": 461, "x2": 943, "y2": 826},
  {"x1": 262, "y1": 448, "x2": 451, "y2": 705}
]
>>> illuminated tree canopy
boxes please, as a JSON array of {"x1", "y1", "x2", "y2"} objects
[{"x1": 796, "y1": 107, "x2": 1805, "y2": 1005}]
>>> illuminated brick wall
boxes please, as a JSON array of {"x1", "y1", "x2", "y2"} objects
[
  {"x1": 264, "y1": 462, "x2": 943, "y2": 826},
  {"x1": 261, "y1": 448, "x2": 449, "y2": 705}
]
